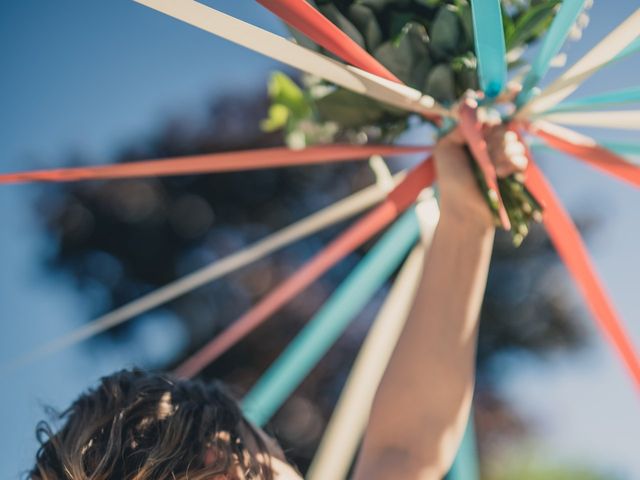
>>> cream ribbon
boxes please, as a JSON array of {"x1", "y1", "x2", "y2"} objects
[
  {"x1": 306, "y1": 196, "x2": 438, "y2": 480},
  {"x1": 2, "y1": 173, "x2": 405, "y2": 373},
  {"x1": 134, "y1": 0, "x2": 447, "y2": 118},
  {"x1": 537, "y1": 110, "x2": 640, "y2": 130}
]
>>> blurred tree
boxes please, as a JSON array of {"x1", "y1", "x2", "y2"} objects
[{"x1": 36, "y1": 83, "x2": 588, "y2": 474}]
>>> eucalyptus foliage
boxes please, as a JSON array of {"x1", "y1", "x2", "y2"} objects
[
  {"x1": 264, "y1": 0, "x2": 561, "y2": 144},
  {"x1": 263, "y1": 0, "x2": 571, "y2": 245}
]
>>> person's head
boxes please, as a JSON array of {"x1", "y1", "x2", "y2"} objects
[{"x1": 30, "y1": 369, "x2": 283, "y2": 479}]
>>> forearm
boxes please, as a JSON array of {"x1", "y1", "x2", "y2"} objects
[{"x1": 353, "y1": 212, "x2": 494, "y2": 480}]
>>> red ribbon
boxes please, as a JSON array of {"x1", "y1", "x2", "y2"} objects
[
  {"x1": 255, "y1": 0, "x2": 400, "y2": 83},
  {"x1": 525, "y1": 160, "x2": 640, "y2": 388},
  {"x1": 0, "y1": 144, "x2": 431, "y2": 184},
  {"x1": 174, "y1": 157, "x2": 436, "y2": 378},
  {"x1": 459, "y1": 99, "x2": 511, "y2": 230},
  {"x1": 529, "y1": 122, "x2": 640, "y2": 188}
]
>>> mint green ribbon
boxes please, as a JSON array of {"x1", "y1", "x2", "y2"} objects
[
  {"x1": 445, "y1": 415, "x2": 480, "y2": 480},
  {"x1": 470, "y1": 0, "x2": 507, "y2": 98},
  {"x1": 546, "y1": 86, "x2": 640, "y2": 113},
  {"x1": 530, "y1": 141, "x2": 640, "y2": 162},
  {"x1": 242, "y1": 209, "x2": 420, "y2": 426},
  {"x1": 616, "y1": 36, "x2": 640, "y2": 60},
  {"x1": 517, "y1": 0, "x2": 585, "y2": 107}
]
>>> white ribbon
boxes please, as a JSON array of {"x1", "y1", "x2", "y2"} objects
[
  {"x1": 134, "y1": 0, "x2": 446, "y2": 118},
  {"x1": 537, "y1": 110, "x2": 640, "y2": 130}
]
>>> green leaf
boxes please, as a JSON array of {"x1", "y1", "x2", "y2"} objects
[
  {"x1": 374, "y1": 21, "x2": 431, "y2": 87},
  {"x1": 260, "y1": 104, "x2": 290, "y2": 132},
  {"x1": 454, "y1": 0, "x2": 474, "y2": 50},
  {"x1": 348, "y1": 4, "x2": 384, "y2": 50},
  {"x1": 388, "y1": 11, "x2": 415, "y2": 39},
  {"x1": 423, "y1": 63, "x2": 456, "y2": 102},
  {"x1": 266, "y1": 72, "x2": 310, "y2": 119},
  {"x1": 416, "y1": 0, "x2": 443, "y2": 7},
  {"x1": 506, "y1": 0, "x2": 560, "y2": 50},
  {"x1": 501, "y1": 4, "x2": 516, "y2": 47},
  {"x1": 451, "y1": 53, "x2": 478, "y2": 95},
  {"x1": 314, "y1": 89, "x2": 390, "y2": 128},
  {"x1": 430, "y1": 5, "x2": 461, "y2": 60},
  {"x1": 354, "y1": 0, "x2": 398, "y2": 12},
  {"x1": 318, "y1": 3, "x2": 366, "y2": 47}
]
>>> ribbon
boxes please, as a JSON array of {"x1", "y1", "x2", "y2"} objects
[
  {"x1": 0, "y1": 173, "x2": 405, "y2": 375},
  {"x1": 134, "y1": 0, "x2": 443, "y2": 118},
  {"x1": 524, "y1": 162, "x2": 640, "y2": 388},
  {"x1": 459, "y1": 99, "x2": 511, "y2": 229},
  {"x1": 599, "y1": 142, "x2": 640, "y2": 158},
  {"x1": 306, "y1": 242, "x2": 428, "y2": 480},
  {"x1": 544, "y1": 86, "x2": 640, "y2": 113},
  {"x1": 516, "y1": 0, "x2": 586, "y2": 107},
  {"x1": 520, "y1": 9, "x2": 640, "y2": 116},
  {"x1": 255, "y1": 0, "x2": 400, "y2": 84},
  {"x1": 528, "y1": 121, "x2": 640, "y2": 187},
  {"x1": 470, "y1": 0, "x2": 507, "y2": 98},
  {"x1": 174, "y1": 158, "x2": 436, "y2": 378},
  {"x1": 445, "y1": 416, "x2": 480, "y2": 480},
  {"x1": 616, "y1": 36, "x2": 640, "y2": 60},
  {"x1": 0, "y1": 144, "x2": 430, "y2": 185},
  {"x1": 537, "y1": 110, "x2": 640, "y2": 130},
  {"x1": 242, "y1": 208, "x2": 423, "y2": 426},
  {"x1": 529, "y1": 141, "x2": 640, "y2": 163},
  {"x1": 255, "y1": 1, "x2": 445, "y2": 122}
]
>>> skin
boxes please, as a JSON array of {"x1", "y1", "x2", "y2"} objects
[{"x1": 251, "y1": 124, "x2": 528, "y2": 480}]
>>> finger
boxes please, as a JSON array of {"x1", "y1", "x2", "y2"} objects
[
  {"x1": 505, "y1": 141, "x2": 525, "y2": 157},
  {"x1": 494, "y1": 153, "x2": 528, "y2": 178},
  {"x1": 503, "y1": 130, "x2": 519, "y2": 145},
  {"x1": 488, "y1": 138, "x2": 524, "y2": 159},
  {"x1": 495, "y1": 160, "x2": 518, "y2": 178},
  {"x1": 438, "y1": 125, "x2": 465, "y2": 147}
]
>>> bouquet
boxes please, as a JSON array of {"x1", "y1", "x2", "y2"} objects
[{"x1": 263, "y1": 0, "x2": 588, "y2": 244}]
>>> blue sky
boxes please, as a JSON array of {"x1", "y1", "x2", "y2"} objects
[{"x1": 0, "y1": 1, "x2": 639, "y2": 478}]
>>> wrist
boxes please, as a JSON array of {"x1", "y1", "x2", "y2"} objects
[{"x1": 438, "y1": 198, "x2": 495, "y2": 232}]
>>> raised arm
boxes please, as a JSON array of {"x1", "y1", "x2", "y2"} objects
[{"x1": 353, "y1": 126, "x2": 527, "y2": 480}]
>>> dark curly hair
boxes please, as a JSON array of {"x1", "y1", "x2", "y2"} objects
[{"x1": 29, "y1": 369, "x2": 278, "y2": 479}]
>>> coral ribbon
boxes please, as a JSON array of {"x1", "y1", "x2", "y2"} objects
[
  {"x1": 254, "y1": 0, "x2": 442, "y2": 123},
  {"x1": 459, "y1": 99, "x2": 511, "y2": 229},
  {"x1": 525, "y1": 161, "x2": 640, "y2": 388},
  {"x1": 0, "y1": 144, "x2": 430, "y2": 184},
  {"x1": 174, "y1": 157, "x2": 436, "y2": 378},
  {"x1": 528, "y1": 121, "x2": 640, "y2": 188},
  {"x1": 255, "y1": 0, "x2": 399, "y2": 83}
]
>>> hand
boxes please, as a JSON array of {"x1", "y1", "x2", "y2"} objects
[{"x1": 433, "y1": 124, "x2": 528, "y2": 227}]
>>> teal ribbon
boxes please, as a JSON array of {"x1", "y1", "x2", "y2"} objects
[
  {"x1": 242, "y1": 209, "x2": 421, "y2": 426},
  {"x1": 445, "y1": 415, "x2": 480, "y2": 480},
  {"x1": 470, "y1": 0, "x2": 507, "y2": 98},
  {"x1": 601, "y1": 141, "x2": 640, "y2": 159},
  {"x1": 616, "y1": 36, "x2": 640, "y2": 61},
  {"x1": 517, "y1": 0, "x2": 585, "y2": 107},
  {"x1": 546, "y1": 86, "x2": 640, "y2": 113},
  {"x1": 530, "y1": 141, "x2": 640, "y2": 162}
]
